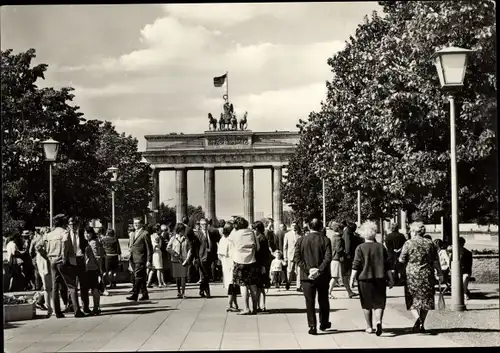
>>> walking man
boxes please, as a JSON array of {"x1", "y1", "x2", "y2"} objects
[
  {"x1": 68, "y1": 217, "x2": 90, "y2": 313},
  {"x1": 42, "y1": 214, "x2": 85, "y2": 318},
  {"x1": 127, "y1": 217, "x2": 152, "y2": 301},
  {"x1": 293, "y1": 218, "x2": 332, "y2": 335},
  {"x1": 284, "y1": 221, "x2": 302, "y2": 291},
  {"x1": 195, "y1": 218, "x2": 213, "y2": 297}
]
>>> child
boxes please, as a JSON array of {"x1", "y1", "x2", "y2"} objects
[
  {"x1": 167, "y1": 223, "x2": 192, "y2": 298},
  {"x1": 84, "y1": 227, "x2": 105, "y2": 316},
  {"x1": 270, "y1": 250, "x2": 286, "y2": 289}
]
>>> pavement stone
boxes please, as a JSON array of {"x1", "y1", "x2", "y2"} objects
[{"x1": 4, "y1": 282, "x2": 486, "y2": 352}]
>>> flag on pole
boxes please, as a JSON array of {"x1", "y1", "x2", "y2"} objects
[{"x1": 213, "y1": 73, "x2": 227, "y2": 87}]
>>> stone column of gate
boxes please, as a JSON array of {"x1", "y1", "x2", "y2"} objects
[
  {"x1": 151, "y1": 167, "x2": 160, "y2": 223},
  {"x1": 204, "y1": 167, "x2": 216, "y2": 223},
  {"x1": 175, "y1": 168, "x2": 188, "y2": 222},
  {"x1": 243, "y1": 167, "x2": 254, "y2": 224},
  {"x1": 272, "y1": 166, "x2": 283, "y2": 231}
]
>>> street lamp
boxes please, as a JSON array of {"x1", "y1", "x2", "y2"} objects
[
  {"x1": 107, "y1": 166, "x2": 119, "y2": 230},
  {"x1": 42, "y1": 139, "x2": 60, "y2": 229},
  {"x1": 432, "y1": 46, "x2": 474, "y2": 312}
]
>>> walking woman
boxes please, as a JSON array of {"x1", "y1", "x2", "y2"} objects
[
  {"x1": 326, "y1": 221, "x2": 345, "y2": 299},
  {"x1": 101, "y1": 229, "x2": 121, "y2": 290},
  {"x1": 167, "y1": 223, "x2": 192, "y2": 298},
  {"x1": 218, "y1": 222, "x2": 240, "y2": 312},
  {"x1": 229, "y1": 216, "x2": 260, "y2": 315},
  {"x1": 253, "y1": 220, "x2": 272, "y2": 312},
  {"x1": 148, "y1": 225, "x2": 167, "y2": 288},
  {"x1": 33, "y1": 227, "x2": 53, "y2": 317},
  {"x1": 84, "y1": 227, "x2": 105, "y2": 315},
  {"x1": 399, "y1": 221, "x2": 443, "y2": 333},
  {"x1": 350, "y1": 221, "x2": 393, "y2": 335}
]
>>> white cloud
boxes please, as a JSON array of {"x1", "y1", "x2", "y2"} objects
[{"x1": 162, "y1": 3, "x2": 307, "y2": 27}]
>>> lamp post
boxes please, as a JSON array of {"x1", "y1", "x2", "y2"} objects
[
  {"x1": 432, "y1": 46, "x2": 474, "y2": 312},
  {"x1": 107, "y1": 166, "x2": 119, "y2": 230},
  {"x1": 357, "y1": 190, "x2": 362, "y2": 226},
  {"x1": 322, "y1": 178, "x2": 326, "y2": 226},
  {"x1": 42, "y1": 139, "x2": 60, "y2": 229}
]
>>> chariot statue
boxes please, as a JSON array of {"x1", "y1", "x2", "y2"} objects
[{"x1": 207, "y1": 94, "x2": 249, "y2": 131}]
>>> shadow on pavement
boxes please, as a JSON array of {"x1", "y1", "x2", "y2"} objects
[
  {"x1": 466, "y1": 306, "x2": 500, "y2": 311},
  {"x1": 384, "y1": 327, "x2": 500, "y2": 337},
  {"x1": 471, "y1": 292, "x2": 499, "y2": 300},
  {"x1": 267, "y1": 308, "x2": 347, "y2": 314},
  {"x1": 4, "y1": 322, "x2": 22, "y2": 329},
  {"x1": 101, "y1": 305, "x2": 176, "y2": 315},
  {"x1": 101, "y1": 300, "x2": 160, "y2": 308}
]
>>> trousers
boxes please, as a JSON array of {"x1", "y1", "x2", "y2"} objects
[
  {"x1": 131, "y1": 262, "x2": 148, "y2": 297},
  {"x1": 301, "y1": 279, "x2": 330, "y2": 328},
  {"x1": 51, "y1": 262, "x2": 79, "y2": 315},
  {"x1": 199, "y1": 260, "x2": 211, "y2": 295}
]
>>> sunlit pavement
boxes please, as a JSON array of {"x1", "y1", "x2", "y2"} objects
[{"x1": 5, "y1": 281, "x2": 485, "y2": 352}]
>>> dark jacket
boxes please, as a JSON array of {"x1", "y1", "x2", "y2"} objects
[
  {"x1": 385, "y1": 231, "x2": 407, "y2": 254},
  {"x1": 101, "y1": 235, "x2": 122, "y2": 256},
  {"x1": 352, "y1": 242, "x2": 390, "y2": 281},
  {"x1": 129, "y1": 228, "x2": 152, "y2": 264},
  {"x1": 265, "y1": 229, "x2": 277, "y2": 252},
  {"x1": 329, "y1": 232, "x2": 345, "y2": 261},
  {"x1": 255, "y1": 233, "x2": 273, "y2": 268},
  {"x1": 207, "y1": 226, "x2": 221, "y2": 261},
  {"x1": 274, "y1": 230, "x2": 286, "y2": 253},
  {"x1": 293, "y1": 230, "x2": 332, "y2": 282},
  {"x1": 193, "y1": 229, "x2": 213, "y2": 263}
]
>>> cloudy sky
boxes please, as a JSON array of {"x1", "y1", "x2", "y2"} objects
[{"x1": 1, "y1": 2, "x2": 381, "y2": 220}]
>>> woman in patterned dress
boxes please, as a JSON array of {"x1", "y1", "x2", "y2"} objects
[{"x1": 399, "y1": 222, "x2": 443, "y2": 333}]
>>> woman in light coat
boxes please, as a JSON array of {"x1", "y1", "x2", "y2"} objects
[
  {"x1": 218, "y1": 222, "x2": 240, "y2": 312},
  {"x1": 34, "y1": 227, "x2": 53, "y2": 317},
  {"x1": 167, "y1": 223, "x2": 192, "y2": 298}
]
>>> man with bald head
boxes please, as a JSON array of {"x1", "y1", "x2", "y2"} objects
[{"x1": 294, "y1": 218, "x2": 332, "y2": 335}]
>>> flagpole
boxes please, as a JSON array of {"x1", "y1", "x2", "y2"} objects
[{"x1": 225, "y1": 71, "x2": 229, "y2": 100}]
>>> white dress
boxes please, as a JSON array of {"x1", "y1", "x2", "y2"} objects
[
  {"x1": 217, "y1": 236, "x2": 234, "y2": 289},
  {"x1": 151, "y1": 233, "x2": 163, "y2": 270}
]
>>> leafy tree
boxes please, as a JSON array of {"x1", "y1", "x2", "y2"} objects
[
  {"x1": 286, "y1": 1, "x2": 497, "y2": 225},
  {"x1": 157, "y1": 203, "x2": 206, "y2": 229},
  {"x1": 1, "y1": 48, "x2": 152, "y2": 234}
]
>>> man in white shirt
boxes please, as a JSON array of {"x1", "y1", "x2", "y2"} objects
[{"x1": 284, "y1": 221, "x2": 302, "y2": 292}]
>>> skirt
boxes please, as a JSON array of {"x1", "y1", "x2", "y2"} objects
[
  {"x1": 105, "y1": 255, "x2": 120, "y2": 273},
  {"x1": 152, "y1": 250, "x2": 163, "y2": 270},
  {"x1": 228, "y1": 283, "x2": 241, "y2": 296},
  {"x1": 358, "y1": 279, "x2": 387, "y2": 310},
  {"x1": 172, "y1": 262, "x2": 188, "y2": 279},
  {"x1": 86, "y1": 270, "x2": 100, "y2": 291},
  {"x1": 232, "y1": 262, "x2": 260, "y2": 286},
  {"x1": 330, "y1": 260, "x2": 343, "y2": 278}
]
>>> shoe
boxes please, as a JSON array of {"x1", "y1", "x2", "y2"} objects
[
  {"x1": 308, "y1": 327, "x2": 317, "y2": 335},
  {"x1": 55, "y1": 312, "x2": 65, "y2": 319},
  {"x1": 376, "y1": 322, "x2": 382, "y2": 336},
  {"x1": 285, "y1": 283, "x2": 290, "y2": 290},
  {"x1": 365, "y1": 328, "x2": 374, "y2": 334},
  {"x1": 419, "y1": 323, "x2": 426, "y2": 334},
  {"x1": 92, "y1": 308, "x2": 101, "y2": 316},
  {"x1": 177, "y1": 293, "x2": 182, "y2": 298},
  {"x1": 319, "y1": 322, "x2": 331, "y2": 331},
  {"x1": 83, "y1": 307, "x2": 92, "y2": 315},
  {"x1": 199, "y1": 291, "x2": 206, "y2": 298},
  {"x1": 296, "y1": 288, "x2": 303, "y2": 292},
  {"x1": 147, "y1": 284, "x2": 153, "y2": 288},
  {"x1": 36, "y1": 303, "x2": 48, "y2": 311},
  {"x1": 65, "y1": 305, "x2": 74, "y2": 313},
  {"x1": 348, "y1": 293, "x2": 358, "y2": 299},
  {"x1": 103, "y1": 290, "x2": 110, "y2": 296},
  {"x1": 139, "y1": 295, "x2": 149, "y2": 301},
  {"x1": 412, "y1": 318, "x2": 421, "y2": 333},
  {"x1": 126, "y1": 295, "x2": 138, "y2": 301},
  {"x1": 74, "y1": 310, "x2": 86, "y2": 318}
]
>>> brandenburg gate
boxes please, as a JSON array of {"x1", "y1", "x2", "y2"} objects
[{"x1": 142, "y1": 130, "x2": 300, "y2": 228}]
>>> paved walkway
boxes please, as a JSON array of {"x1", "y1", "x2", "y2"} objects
[{"x1": 4, "y1": 283, "x2": 466, "y2": 352}]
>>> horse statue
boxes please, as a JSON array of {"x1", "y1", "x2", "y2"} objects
[
  {"x1": 230, "y1": 115, "x2": 238, "y2": 130},
  {"x1": 219, "y1": 113, "x2": 225, "y2": 131},
  {"x1": 208, "y1": 113, "x2": 217, "y2": 131},
  {"x1": 239, "y1": 111, "x2": 248, "y2": 130}
]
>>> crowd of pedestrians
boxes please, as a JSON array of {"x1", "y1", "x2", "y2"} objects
[{"x1": 4, "y1": 213, "x2": 474, "y2": 336}]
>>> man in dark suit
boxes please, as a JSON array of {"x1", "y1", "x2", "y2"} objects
[
  {"x1": 182, "y1": 216, "x2": 199, "y2": 283},
  {"x1": 67, "y1": 217, "x2": 90, "y2": 314},
  {"x1": 207, "y1": 219, "x2": 221, "y2": 281},
  {"x1": 294, "y1": 218, "x2": 332, "y2": 335},
  {"x1": 194, "y1": 218, "x2": 213, "y2": 297},
  {"x1": 385, "y1": 223, "x2": 407, "y2": 285},
  {"x1": 127, "y1": 217, "x2": 152, "y2": 301},
  {"x1": 274, "y1": 223, "x2": 287, "y2": 253}
]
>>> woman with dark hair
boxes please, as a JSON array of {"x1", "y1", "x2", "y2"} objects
[
  {"x1": 148, "y1": 223, "x2": 166, "y2": 288},
  {"x1": 229, "y1": 217, "x2": 260, "y2": 315},
  {"x1": 253, "y1": 220, "x2": 272, "y2": 312},
  {"x1": 167, "y1": 223, "x2": 192, "y2": 298},
  {"x1": 6, "y1": 231, "x2": 27, "y2": 291},
  {"x1": 84, "y1": 226, "x2": 105, "y2": 315},
  {"x1": 101, "y1": 229, "x2": 121, "y2": 290}
]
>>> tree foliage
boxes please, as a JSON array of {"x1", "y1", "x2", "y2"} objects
[
  {"x1": 1, "y1": 48, "x2": 152, "y2": 233},
  {"x1": 157, "y1": 203, "x2": 206, "y2": 229},
  {"x1": 284, "y1": 1, "x2": 497, "y2": 224}
]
